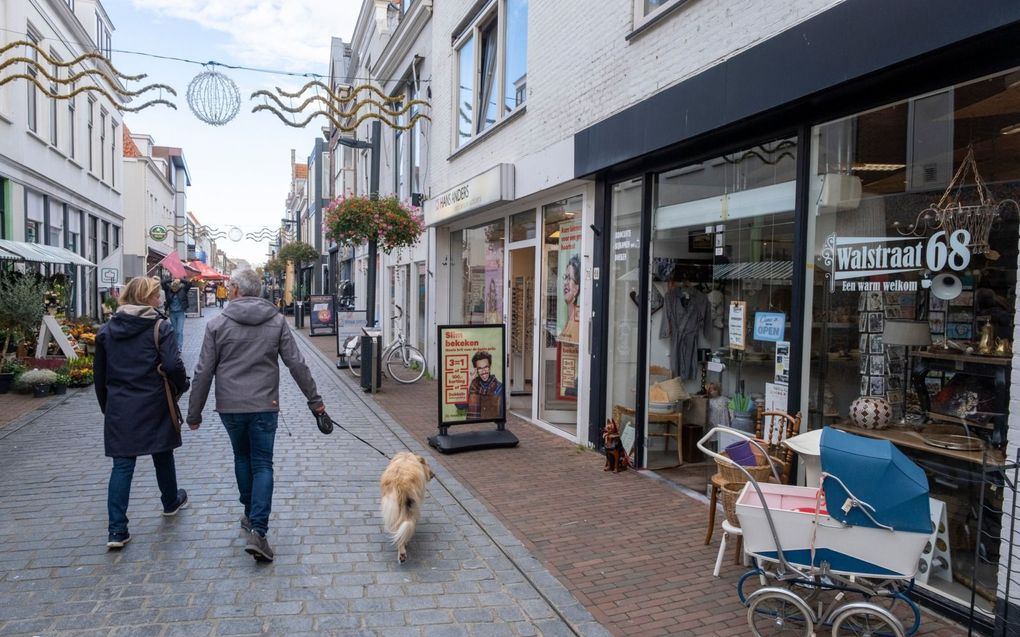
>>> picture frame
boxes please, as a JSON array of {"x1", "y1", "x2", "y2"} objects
[
  {"x1": 924, "y1": 376, "x2": 943, "y2": 395},
  {"x1": 869, "y1": 355, "x2": 886, "y2": 376},
  {"x1": 929, "y1": 312, "x2": 945, "y2": 334},
  {"x1": 688, "y1": 230, "x2": 713, "y2": 253},
  {"x1": 859, "y1": 354, "x2": 869, "y2": 374},
  {"x1": 869, "y1": 334, "x2": 885, "y2": 354},
  {"x1": 869, "y1": 376, "x2": 886, "y2": 396},
  {"x1": 886, "y1": 389, "x2": 903, "y2": 408},
  {"x1": 947, "y1": 322, "x2": 973, "y2": 340},
  {"x1": 860, "y1": 376, "x2": 870, "y2": 396},
  {"x1": 929, "y1": 296, "x2": 947, "y2": 312},
  {"x1": 867, "y1": 312, "x2": 885, "y2": 334},
  {"x1": 887, "y1": 357, "x2": 905, "y2": 376},
  {"x1": 858, "y1": 294, "x2": 867, "y2": 311},
  {"x1": 887, "y1": 375, "x2": 902, "y2": 391},
  {"x1": 950, "y1": 290, "x2": 974, "y2": 307},
  {"x1": 866, "y1": 292, "x2": 883, "y2": 311},
  {"x1": 859, "y1": 334, "x2": 869, "y2": 353},
  {"x1": 858, "y1": 313, "x2": 868, "y2": 332}
]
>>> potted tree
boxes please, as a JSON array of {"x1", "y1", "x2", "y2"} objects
[
  {"x1": 0, "y1": 357, "x2": 25, "y2": 394},
  {"x1": 0, "y1": 276, "x2": 46, "y2": 364}
]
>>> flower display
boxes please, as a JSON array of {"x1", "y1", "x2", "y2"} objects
[{"x1": 324, "y1": 194, "x2": 424, "y2": 253}]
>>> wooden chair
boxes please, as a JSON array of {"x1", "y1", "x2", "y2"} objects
[
  {"x1": 704, "y1": 406, "x2": 802, "y2": 547},
  {"x1": 611, "y1": 366, "x2": 685, "y2": 468}
]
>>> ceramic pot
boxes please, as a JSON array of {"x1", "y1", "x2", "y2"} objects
[
  {"x1": 849, "y1": 396, "x2": 893, "y2": 430},
  {"x1": 731, "y1": 410, "x2": 755, "y2": 434}
]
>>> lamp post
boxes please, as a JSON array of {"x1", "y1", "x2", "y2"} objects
[{"x1": 337, "y1": 121, "x2": 381, "y2": 390}]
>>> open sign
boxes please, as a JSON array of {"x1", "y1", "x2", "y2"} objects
[{"x1": 753, "y1": 312, "x2": 785, "y2": 342}]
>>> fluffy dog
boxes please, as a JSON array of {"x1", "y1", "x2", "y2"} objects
[{"x1": 380, "y1": 451, "x2": 434, "y2": 563}]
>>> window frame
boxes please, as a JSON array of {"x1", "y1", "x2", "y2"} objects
[
  {"x1": 110, "y1": 120, "x2": 117, "y2": 187},
  {"x1": 632, "y1": 0, "x2": 693, "y2": 32},
  {"x1": 99, "y1": 109, "x2": 107, "y2": 181},
  {"x1": 86, "y1": 98, "x2": 95, "y2": 172},
  {"x1": 49, "y1": 49, "x2": 60, "y2": 147},
  {"x1": 68, "y1": 81, "x2": 76, "y2": 159},
  {"x1": 453, "y1": 0, "x2": 527, "y2": 148},
  {"x1": 26, "y1": 27, "x2": 39, "y2": 133}
]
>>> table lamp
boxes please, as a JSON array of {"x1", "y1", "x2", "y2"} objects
[{"x1": 882, "y1": 319, "x2": 932, "y2": 424}]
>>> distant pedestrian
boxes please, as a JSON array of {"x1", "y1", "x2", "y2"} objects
[
  {"x1": 94, "y1": 276, "x2": 190, "y2": 550},
  {"x1": 215, "y1": 283, "x2": 228, "y2": 308},
  {"x1": 186, "y1": 269, "x2": 326, "y2": 562},
  {"x1": 161, "y1": 276, "x2": 192, "y2": 352}
]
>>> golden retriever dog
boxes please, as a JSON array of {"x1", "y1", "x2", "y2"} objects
[{"x1": 380, "y1": 452, "x2": 434, "y2": 563}]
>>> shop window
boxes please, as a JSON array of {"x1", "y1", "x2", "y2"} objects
[
  {"x1": 634, "y1": 0, "x2": 694, "y2": 30},
  {"x1": 450, "y1": 219, "x2": 504, "y2": 324},
  {"x1": 807, "y1": 68, "x2": 1020, "y2": 616},
  {"x1": 510, "y1": 210, "x2": 535, "y2": 241},
  {"x1": 644, "y1": 139, "x2": 797, "y2": 466},
  {"x1": 26, "y1": 28, "x2": 39, "y2": 133},
  {"x1": 454, "y1": 0, "x2": 528, "y2": 147},
  {"x1": 49, "y1": 49, "x2": 59, "y2": 146}
]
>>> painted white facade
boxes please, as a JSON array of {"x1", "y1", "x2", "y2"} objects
[
  {"x1": 0, "y1": 0, "x2": 127, "y2": 317},
  {"x1": 120, "y1": 131, "x2": 177, "y2": 279}
]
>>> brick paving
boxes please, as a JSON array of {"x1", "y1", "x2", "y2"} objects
[
  {"x1": 298, "y1": 326, "x2": 969, "y2": 636},
  {"x1": 0, "y1": 386, "x2": 73, "y2": 430},
  {"x1": 0, "y1": 308, "x2": 610, "y2": 637}
]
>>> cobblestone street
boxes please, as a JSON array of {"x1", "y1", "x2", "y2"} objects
[{"x1": 0, "y1": 309, "x2": 608, "y2": 637}]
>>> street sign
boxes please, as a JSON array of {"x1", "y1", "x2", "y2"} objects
[{"x1": 100, "y1": 267, "x2": 119, "y2": 284}]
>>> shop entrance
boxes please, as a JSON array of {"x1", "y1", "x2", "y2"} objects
[{"x1": 508, "y1": 246, "x2": 535, "y2": 418}]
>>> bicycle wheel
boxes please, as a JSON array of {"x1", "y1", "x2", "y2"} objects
[
  {"x1": 386, "y1": 345, "x2": 426, "y2": 383},
  {"x1": 746, "y1": 588, "x2": 814, "y2": 637},
  {"x1": 830, "y1": 602, "x2": 905, "y2": 637},
  {"x1": 348, "y1": 347, "x2": 362, "y2": 378}
]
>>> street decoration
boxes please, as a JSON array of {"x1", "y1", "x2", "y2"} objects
[
  {"x1": 0, "y1": 40, "x2": 176, "y2": 112},
  {"x1": 324, "y1": 194, "x2": 424, "y2": 253},
  {"x1": 251, "y1": 81, "x2": 430, "y2": 131},
  {"x1": 154, "y1": 223, "x2": 294, "y2": 243},
  {"x1": 186, "y1": 65, "x2": 241, "y2": 126}
]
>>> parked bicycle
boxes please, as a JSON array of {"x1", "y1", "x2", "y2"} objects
[{"x1": 343, "y1": 305, "x2": 426, "y2": 384}]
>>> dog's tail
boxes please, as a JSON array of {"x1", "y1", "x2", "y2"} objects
[{"x1": 381, "y1": 491, "x2": 417, "y2": 546}]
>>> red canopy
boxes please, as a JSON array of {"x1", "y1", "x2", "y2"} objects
[{"x1": 188, "y1": 260, "x2": 228, "y2": 280}]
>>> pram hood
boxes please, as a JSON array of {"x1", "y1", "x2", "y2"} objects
[{"x1": 820, "y1": 428, "x2": 931, "y2": 534}]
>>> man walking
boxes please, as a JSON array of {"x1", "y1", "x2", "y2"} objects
[
  {"x1": 186, "y1": 269, "x2": 327, "y2": 562},
  {"x1": 162, "y1": 276, "x2": 192, "y2": 352},
  {"x1": 215, "y1": 283, "x2": 228, "y2": 308}
]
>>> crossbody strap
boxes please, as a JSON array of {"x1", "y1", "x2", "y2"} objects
[{"x1": 154, "y1": 319, "x2": 183, "y2": 431}]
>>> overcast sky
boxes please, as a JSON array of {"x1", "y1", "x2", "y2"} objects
[{"x1": 104, "y1": 0, "x2": 360, "y2": 266}]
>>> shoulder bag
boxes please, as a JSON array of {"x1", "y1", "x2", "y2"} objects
[{"x1": 153, "y1": 319, "x2": 184, "y2": 432}]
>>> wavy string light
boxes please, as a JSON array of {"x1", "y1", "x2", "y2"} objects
[
  {"x1": 0, "y1": 40, "x2": 175, "y2": 112},
  {"x1": 252, "y1": 80, "x2": 431, "y2": 132}
]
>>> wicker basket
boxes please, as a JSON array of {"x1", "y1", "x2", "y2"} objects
[
  {"x1": 715, "y1": 440, "x2": 773, "y2": 483},
  {"x1": 720, "y1": 481, "x2": 745, "y2": 526}
]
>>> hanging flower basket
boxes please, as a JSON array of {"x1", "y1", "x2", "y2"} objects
[{"x1": 324, "y1": 195, "x2": 424, "y2": 254}]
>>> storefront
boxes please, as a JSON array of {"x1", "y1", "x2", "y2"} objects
[
  {"x1": 427, "y1": 165, "x2": 594, "y2": 442},
  {"x1": 578, "y1": 2, "x2": 1020, "y2": 627}
]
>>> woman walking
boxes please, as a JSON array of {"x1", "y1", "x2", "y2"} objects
[{"x1": 95, "y1": 276, "x2": 190, "y2": 549}]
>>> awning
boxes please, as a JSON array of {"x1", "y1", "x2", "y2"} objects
[
  {"x1": 187, "y1": 260, "x2": 228, "y2": 280},
  {"x1": 0, "y1": 239, "x2": 95, "y2": 267}
]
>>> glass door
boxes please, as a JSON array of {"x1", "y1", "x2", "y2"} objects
[
  {"x1": 539, "y1": 196, "x2": 583, "y2": 433},
  {"x1": 508, "y1": 246, "x2": 535, "y2": 418}
]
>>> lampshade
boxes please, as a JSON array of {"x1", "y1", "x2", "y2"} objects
[{"x1": 883, "y1": 319, "x2": 932, "y2": 347}]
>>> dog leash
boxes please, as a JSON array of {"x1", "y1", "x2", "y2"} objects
[{"x1": 316, "y1": 412, "x2": 391, "y2": 459}]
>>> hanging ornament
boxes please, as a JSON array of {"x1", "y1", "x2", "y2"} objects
[
  {"x1": 228, "y1": 226, "x2": 244, "y2": 242},
  {"x1": 187, "y1": 66, "x2": 240, "y2": 126}
]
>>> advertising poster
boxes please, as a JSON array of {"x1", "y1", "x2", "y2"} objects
[
  {"x1": 728, "y1": 301, "x2": 747, "y2": 350},
  {"x1": 774, "y1": 341, "x2": 791, "y2": 384},
  {"x1": 335, "y1": 310, "x2": 366, "y2": 358},
  {"x1": 308, "y1": 294, "x2": 336, "y2": 336},
  {"x1": 438, "y1": 325, "x2": 506, "y2": 425},
  {"x1": 484, "y1": 241, "x2": 503, "y2": 324},
  {"x1": 556, "y1": 219, "x2": 583, "y2": 400}
]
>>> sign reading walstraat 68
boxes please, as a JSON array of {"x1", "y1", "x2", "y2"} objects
[{"x1": 149, "y1": 225, "x2": 168, "y2": 241}]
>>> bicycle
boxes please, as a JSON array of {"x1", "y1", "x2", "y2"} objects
[{"x1": 344, "y1": 305, "x2": 426, "y2": 384}]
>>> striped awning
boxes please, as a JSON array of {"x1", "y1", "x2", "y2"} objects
[
  {"x1": 0, "y1": 239, "x2": 95, "y2": 266},
  {"x1": 713, "y1": 260, "x2": 792, "y2": 281}
]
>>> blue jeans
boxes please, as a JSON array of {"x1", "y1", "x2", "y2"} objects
[
  {"x1": 220, "y1": 413, "x2": 278, "y2": 535},
  {"x1": 169, "y1": 310, "x2": 185, "y2": 352},
  {"x1": 108, "y1": 451, "x2": 178, "y2": 534}
]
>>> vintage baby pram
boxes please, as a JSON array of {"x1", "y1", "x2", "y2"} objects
[{"x1": 698, "y1": 426, "x2": 931, "y2": 636}]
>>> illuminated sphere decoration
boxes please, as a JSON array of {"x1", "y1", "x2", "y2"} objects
[{"x1": 186, "y1": 68, "x2": 241, "y2": 126}]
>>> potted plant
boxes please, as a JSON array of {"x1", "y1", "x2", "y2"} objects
[
  {"x1": 0, "y1": 357, "x2": 25, "y2": 394},
  {"x1": 53, "y1": 369, "x2": 71, "y2": 395},
  {"x1": 0, "y1": 276, "x2": 46, "y2": 361},
  {"x1": 17, "y1": 368, "x2": 58, "y2": 397},
  {"x1": 68, "y1": 355, "x2": 95, "y2": 387},
  {"x1": 727, "y1": 393, "x2": 756, "y2": 433},
  {"x1": 324, "y1": 194, "x2": 424, "y2": 253}
]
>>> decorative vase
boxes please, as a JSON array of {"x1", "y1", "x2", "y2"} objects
[
  {"x1": 849, "y1": 396, "x2": 893, "y2": 430},
  {"x1": 730, "y1": 410, "x2": 755, "y2": 434},
  {"x1": 32, "y1": 384, "x2": 52, "y2": 398}
]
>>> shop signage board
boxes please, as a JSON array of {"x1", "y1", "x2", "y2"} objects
[
  {"x1": 820, "y1": 229, "x2": 972, "y2": 292},
  {"x1": 764, "y1": 382, "x2": 788, "y2": 417},
  {"x1": 149, "y1": 225, "x2": 168, "y2": 241},
  {"x1": 775, "y1": 341, "x2": 791, "y2": 384},
  {"x1": 308, "y1": 294, "x2": 336, "y2": 336},
  {"x1": 335, "y1": 310, "x2": 366, "y2": 358},
  {"x1": 429, "y1": 324, "x2": 518, "y2": 454},
  {"x1": 728, "y1": 301, "x2": 746, "y2": 350},
  {"x1": 424, "y1": 164, "x2": 515, "y2": 227},
  {"x1": 753, "y1": 312, "x2": 785, "y2": 342}
]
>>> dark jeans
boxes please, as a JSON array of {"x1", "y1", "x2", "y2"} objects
[
  {"x1": 108, "y1": 451, "x2": 179, "y2": 534},
  {"x1": 220, "y1": 412, "x2": 278, "y2": 535}
]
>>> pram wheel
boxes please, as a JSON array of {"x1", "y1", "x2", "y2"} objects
[
  {"x1": 746, "y1": 588, "x2": 814, "y2": 637},
  {"x1": 830, "y1": 602, "x2": 905, "y2": 637}
]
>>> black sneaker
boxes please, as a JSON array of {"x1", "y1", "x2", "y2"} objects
[
  {"x1": 244, "y1": 530, "x2": 274, "y2": 562},
  {"x1": 107, "y1": 532, "x2": 131, "y2": 550},
  {"x1": 162, "y1": 489, "x2": 189, "y2": 516},
  {"x1": 240, "y1": 515, "x2": 252, "y2": 534}
]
